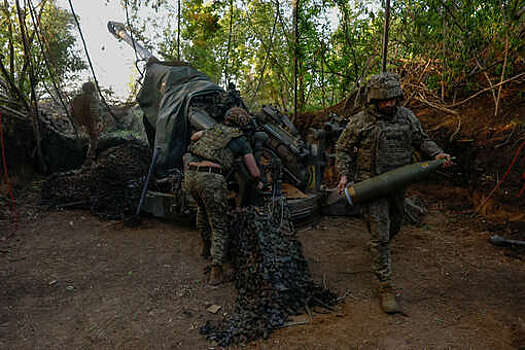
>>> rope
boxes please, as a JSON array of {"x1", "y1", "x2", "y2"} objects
[
  {"x1": 0, "y1": 111, "x2": 18, "y2": 234},
  {"x1": 475, "y1": 140, "x2": 525, "y2": 212},
  {"x1": 67, "y1": 0, "x2": 118, "y2": 120}
]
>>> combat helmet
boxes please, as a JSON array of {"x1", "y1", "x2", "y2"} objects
[
  {"x1": 224, "y1": 107, "x2": 252, "y2": 129},
  {"x1": 366, "y1": 72, "x2": 403, "y2": 103}
]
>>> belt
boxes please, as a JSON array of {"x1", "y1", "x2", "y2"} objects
[{"x1": 188, "y1": 165, "x2": 224, "y2": 175}]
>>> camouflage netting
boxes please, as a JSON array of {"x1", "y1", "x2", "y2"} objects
[
  {"x1": 41, "y1": 137, "x2": 151, "y2": 219},
  {"x1": 200, "y1": 205, "x2": 337, "y2": 346}
]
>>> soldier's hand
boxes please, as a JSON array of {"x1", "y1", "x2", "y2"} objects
[
  {"x1": 337, "y1": 175, "x2": 348, "y2": 195},
  {"x1": 435, "y1": 153, "x2": 454, "y2": 168}
]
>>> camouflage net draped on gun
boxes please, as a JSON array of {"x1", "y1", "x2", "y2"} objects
[
  {"x1": 41, "y1": 138, "x2": 151, "y2": 219},
  {"x1": 200, "y1": 205, "x2": 337, "y2": 346}
]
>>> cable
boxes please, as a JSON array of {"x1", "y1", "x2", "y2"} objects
[
  {"x1": 124, "y1": 1, "x2": 144, "y2": 80},
  {"x1": 0, "y1": 111, "x2": 18, "y2": 234},
  {"x1": 476, "y1": 140, "x2": 525, "y2": 212},
  {"x1": 67, "y1": 0, "x2": 118, "y2": 120}
]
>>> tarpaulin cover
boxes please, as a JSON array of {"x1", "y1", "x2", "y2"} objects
[{"x1": 137, "y1": 61, "x2": 224, "y2": 170}]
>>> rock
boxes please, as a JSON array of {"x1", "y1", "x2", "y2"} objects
[{"x1": 206, "y1": 305, "x2": 221, "y2": 314}]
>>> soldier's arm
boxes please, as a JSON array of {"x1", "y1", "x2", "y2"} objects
[
  {"x1": 406, "y1": 109, "x2": 443, "y2": 158},
  {"x1": 243, "y1": 154, "x2": 261, "y2": 179},
  {"x1": 335, "y1": 118, "x2": 360, "y2": 193},
  {"x1": 406, "y1": 109, "x2": 453, "y2": 167},
  {"x1": 335, "y1": 119, "x2": 359, "y2": 179},
  {"x1": 229, "y1": 136, "x2": 263, "y2": 186},
  {"x1": 191, "y1": 130, "x2": 204, "y2": 141}
]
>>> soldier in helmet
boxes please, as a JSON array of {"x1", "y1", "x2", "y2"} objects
[
  {"x1": 70, "y1": 82, "x2": 103, "y2": 167},
  {"x1": 183, "y1": 107, "x2": 264, "y2": 286},
  {"x1": 335, "y1": 72, "x2": 452, "y2": 313}
]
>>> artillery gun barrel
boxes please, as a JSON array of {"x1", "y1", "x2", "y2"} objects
[
  {"x1": 344, "y1": 159, "x2": 448, "y2": 206},
  {"x1": 187, "y1": 108, "x2": 218, "y2": 130},
  {"x1": 107, "y1": 21, "x2": 155, "y2": 61}
]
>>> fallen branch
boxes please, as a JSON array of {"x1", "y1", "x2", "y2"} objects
[
  {"x1": 415, "y1": 94, "x2": 459, "y2": 115},
  {"x1": 474, "y1": 57, "x2": 497, "y2": 107},
  {"x1": 403, "y1": 59, "x2": 432, "y2": 107},
  {"x1": 447, "y1": 72, "x2": 525, "y2": 108},
  {"x1": 0, "y1": 105, "x2": 27, "y2": 120},
  {"x1": 495, "y1": 125, "x2": 517, "y2": 149},
  {"x1": 449, "y1": 115, "x2": 462, "y2": 142},
  {"x1": 494, "y1": 28, "x2": 509, "y2": 116}
]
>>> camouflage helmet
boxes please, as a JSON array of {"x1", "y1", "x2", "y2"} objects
[
  {"x1": 366, "y1": 72, "x2": 403, "y2": 103},
  {"x1": 81, "y1": 81, "x2": 96, "y2": 94},
  {"x1": 224, "y1": 107, "x2": 251, "y2": 128}
]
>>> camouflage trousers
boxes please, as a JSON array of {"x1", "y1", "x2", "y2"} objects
[
  {"x1": 183, "y1": 170, "x2": 230, "y2": 266},
  {"x1": 361, "y1": 189, "x2": 405, "y2": 283},
  {"x1": 85, "y1": 131, "x2": 98, "y2": 166}
]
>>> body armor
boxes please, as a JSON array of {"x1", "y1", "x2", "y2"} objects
[
  {"x1": 191, "y1": 124, "x2": 243, "y2": 170},
  {"x1": 374, "y1": 112, "x2": 413, "y2": 174},
  {"x1": 336, "y1": 106, "x2": 443, "y2": 181}
]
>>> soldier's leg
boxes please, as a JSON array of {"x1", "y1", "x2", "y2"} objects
[
  {"x1": 389, "y1": 189, "x2": 406, "y2": 240},
  {"x1": 196, "y1": 203, "x2": 212, "y2": 259},
  {"x1": 362, "y1": 197, "x2": 401, "y2": 313},
  {"x1": 362, "y1": 198, "x2": 392, "y2": 283},
  {"x1": 85, "y1": 131, "x2": 97, "y2": 165},
  {"x1": 183, "y1": 171, "x2": 211, "y2": 258},
  {"x1": 200, "y1": 174, "x2": 230, "y2": 267}
]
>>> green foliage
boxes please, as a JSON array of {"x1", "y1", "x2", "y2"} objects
[
  {"x1": 114, "y1": 0, "x2": 525, "y2": 111},
  {"x1": 0, "y1": 0, "x2": 85, "y2": 105}
]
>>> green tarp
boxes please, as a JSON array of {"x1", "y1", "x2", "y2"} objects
[{"x1": 137, "y1": 61, "x2": 223, "y2": 170}]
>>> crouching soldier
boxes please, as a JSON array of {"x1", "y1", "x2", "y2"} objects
[
  {"x1": 335, "y1": 72, "x2": 452, "y2": 313},
  {"x1": 183, "y1": 107, "x2": 263, "y2": 285}
]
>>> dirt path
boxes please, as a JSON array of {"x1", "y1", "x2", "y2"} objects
[{"x1": 1, "y1": 188, "x2": 524, "y2": 349}]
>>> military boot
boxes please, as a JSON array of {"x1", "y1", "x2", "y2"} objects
[
  {"x1": 208, "y1": 265, "x2": 223, "y2": 286},
  {"x1": 201, "y1": 240, "x2": 211, "y2": 260},
  {"x1": 379, "y1": 282, "x2": 401, "y2": 314}
]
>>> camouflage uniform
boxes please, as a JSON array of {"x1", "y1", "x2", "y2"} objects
[
  {"x1": 71, "y1": 82, "x2": 103, "y2": 165},
  {"x1": 183, "y1": 124, "x2": 247, "y2": 266},
  {"x1": 336, "y1": 83, "x2": 443, "y2": 283}
]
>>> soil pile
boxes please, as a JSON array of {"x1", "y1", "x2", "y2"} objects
[{"x1": 200, "y1": 205, "x2": 337, "y2": 346}]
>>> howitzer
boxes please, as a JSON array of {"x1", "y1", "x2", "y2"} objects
[
  {"x1": 343, "y1": 158, "x2": 449, "y2": 206},
  {"x1": 106, "y1": 20, "x2": 328, "y2": 224},
  {"x1": 107, "y1": 21, "x2": 154, "y2": 61}
]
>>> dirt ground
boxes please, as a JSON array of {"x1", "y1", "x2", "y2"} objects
[{"x1": 1, "y1": 184, "x2": 524, "y2": 350}]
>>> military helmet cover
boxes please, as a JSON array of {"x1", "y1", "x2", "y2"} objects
[
  {"x1": 366, "y1": 72, "x2": 403, "y2": 103},
  {"x1": 224, "y1": 107, "x2": 251, "y2": 128}
]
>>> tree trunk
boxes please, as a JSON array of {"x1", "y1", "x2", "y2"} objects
[
  {"x1": 15, "y1": 0, "x2": 46, "y2": 172},
  {"x1": 381, "y1": 0, "x2": 391, "y2": 72},
  {"x1": 177, "y1": 0, "x2": 181, "y2": 61},
  {"x1": 292, "y1": 0, "x2": 299, "y2": 119}
]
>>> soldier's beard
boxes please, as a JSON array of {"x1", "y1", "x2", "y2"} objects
[{"x1": 377, "y1": 106, "x2": 396, "y2": 117}]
